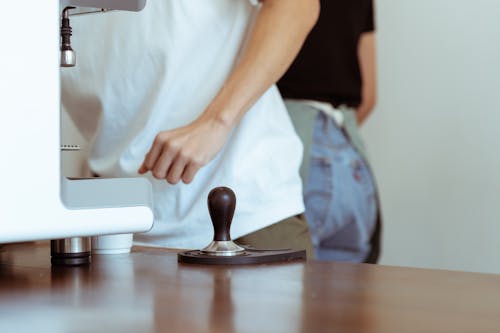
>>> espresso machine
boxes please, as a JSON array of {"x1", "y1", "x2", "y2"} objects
[{"x1": 0, "y1": 1, "x2": 153, "y2": 264}]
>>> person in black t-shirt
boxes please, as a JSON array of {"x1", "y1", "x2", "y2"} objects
[{"x1": 278, "y1": 0, "x2": 381, "y2": 263}]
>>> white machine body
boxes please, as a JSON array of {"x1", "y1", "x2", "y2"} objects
[{"x1": 0, "y1": 1, "x2": 153, "y2": 243}]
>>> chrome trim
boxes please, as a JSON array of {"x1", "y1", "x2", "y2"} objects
[
  {"x1": 201, "y1": 241, "x2": 245, "y2": 257},
  {"x1": 51, "y1": 237, "x2": 91, "y2": 254},
  {"x1": 60, "y1": 49, "x2": 76, "y2": 67}
]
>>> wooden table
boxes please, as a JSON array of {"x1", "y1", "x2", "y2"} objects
[{"x1": 1, "y1": 242, "x2": 500, "y2": 333}]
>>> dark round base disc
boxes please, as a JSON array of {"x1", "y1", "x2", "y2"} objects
[
  {"x1": 178, "y1": 248, "x2": 306, "y2": 265},
  {"x1": 51, "y1": 252, "x2": 91, "y2": 266}
]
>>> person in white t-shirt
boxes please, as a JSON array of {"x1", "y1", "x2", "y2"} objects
[{"x1": 61, "y1": 0, "x2": 320, "y2": 255}]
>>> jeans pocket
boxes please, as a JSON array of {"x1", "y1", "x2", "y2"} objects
[{"x1": 304, "y1": 156, "x2": 333, "y2": 246}]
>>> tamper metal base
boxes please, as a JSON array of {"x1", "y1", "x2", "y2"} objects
[
  {"x1": 201, "y1": 240, "x2": 245, "y2": 256},
  {"x1": 178, "y1": 248, "x2": 306, "y2": 265}
]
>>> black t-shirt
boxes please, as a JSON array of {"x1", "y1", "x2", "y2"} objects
[{"x1": 278, "y1": 0, "x2": 375, "y2": 108}]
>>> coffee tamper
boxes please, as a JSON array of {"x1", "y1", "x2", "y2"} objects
[
  {"x1": 178, "y1": 187, "x2": 306, "y2": 265},
  {"x1": 200, "y1": 187, "x2": 245, "y2": 256}
]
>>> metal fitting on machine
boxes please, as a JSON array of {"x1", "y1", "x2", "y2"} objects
[
  {"x1": 60, "y1": 6, "x2": 76, "y2": 67},
  {"x1": 51, "y1": 237, "x2": 91, "y2": 266}
]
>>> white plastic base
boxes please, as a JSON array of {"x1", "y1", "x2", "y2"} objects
[
  {"x1": 92, "y1": 248, "x2": 131, "y2": 255},
  {"x1": 92, "y1": 234, "x2": 133, "y2": 255}
]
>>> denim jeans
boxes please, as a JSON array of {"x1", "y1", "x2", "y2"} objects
[{"x1": 286, "y1": 101, "x2": 378, "y2": 262}]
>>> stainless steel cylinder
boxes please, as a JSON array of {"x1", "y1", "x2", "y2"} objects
[
  {"x1": 51, "y1": 237, "x2": 91, "y2": 266},
  {"x1": 60, "y1": 49, "x2": 76, "y2": 67}
]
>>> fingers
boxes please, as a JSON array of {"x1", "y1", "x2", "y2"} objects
[
  {"x1": 153, "y1": 146, "x2": 176, "y2": 180},
  {"x1": 181, "y1": 161, "x2": 202, "y2": 184},
  {"x1": 138, "y1": 125, "x2": 214, "y2": 184},
  {"x1": 138, "y1": 162, "x2": 148, "y2": 174},
  {"x1": 139, "y1": 143, "x2": 202, "y2": 184},
  {"x1": 166, "y1": 154, "x2": 187, "y2": 184},
  {"x1": 166, "y1": 154, "x2": 204, "y2": 184},
  {"x1": 140, "y1": 136, "x2": 164, "y2": 173}
]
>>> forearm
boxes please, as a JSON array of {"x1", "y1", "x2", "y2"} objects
[
  {"x1": 356, "y1": 101, "x2": 375, "y2": 125},
  {"x1": 356, "y1": 31, "x2": 377, "y2": 125},
  {"x1": 357, "y1": 77, "x2": 376, "y2": 124},
  {"x1": 139, "y1": 0, "x2": 320, "y2": 184},
  {"x1": 201, "y1": 0, "x2": 320, "y2": 129}
]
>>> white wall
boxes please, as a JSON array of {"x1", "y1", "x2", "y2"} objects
[{"x1": 362, "y1": 0, "x2": 500, "y2": 273}]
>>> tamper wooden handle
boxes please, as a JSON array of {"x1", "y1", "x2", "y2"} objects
[{"x1": 208, "y1": 187, "x2": 236, "y2": 242}]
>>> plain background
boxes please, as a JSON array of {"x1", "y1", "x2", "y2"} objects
[
  {"x1": 362, "y1": 0, "x2": 500, "y2": 274},
  {"x1": 62, "y1": 0, "x2": 500, "y2": 274}
]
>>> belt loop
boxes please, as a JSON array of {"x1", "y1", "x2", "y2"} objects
[{"x1": 333, "y1": 106, "x2": 345, "y2": 128}]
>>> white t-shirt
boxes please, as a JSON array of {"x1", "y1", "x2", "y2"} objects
[{"x1": 61, "y1": 0, "x2": 304, "y2": 249}]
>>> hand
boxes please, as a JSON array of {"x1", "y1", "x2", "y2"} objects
[{"x1": 138, "y1": 116, "x2": 231, "y2": 184}]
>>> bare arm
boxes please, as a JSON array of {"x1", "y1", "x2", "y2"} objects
[
  {"x1": 356, "y1": 31, "x2": 377, "y2": 125},
  {"x1": 139, "y1": 0, "x2": 320, "y2": 184}
]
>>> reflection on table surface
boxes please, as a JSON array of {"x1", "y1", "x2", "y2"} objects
[{"x1": 1, "y1": 242, "x2": 500, "y2": 333}]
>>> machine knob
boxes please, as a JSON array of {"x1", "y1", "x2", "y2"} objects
[{"x1": 202, "y1": 187, "x2": 244, "y2": 256}]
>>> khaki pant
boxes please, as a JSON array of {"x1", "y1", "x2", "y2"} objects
[{"x1": 235, "y1": 214, "x2": 315, "y2": 259}]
